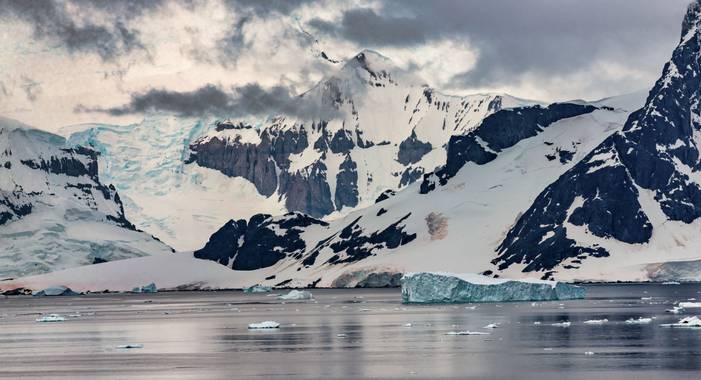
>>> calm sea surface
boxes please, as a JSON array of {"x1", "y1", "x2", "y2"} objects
[{"x1": 1, "y1": 284, "x2": 701, "y2": 379}]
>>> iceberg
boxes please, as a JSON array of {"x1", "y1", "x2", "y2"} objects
[
  {"x1": 243, "y1": 284, "x2": 272, "y2": 293},
  {"x1": 401, "y1": 272, "x2": 585, "y2": 304},
  {"x1": 117, "y1": 343, "x2": 144, "y2": 349},
  {"x1": 445, "y1": 331, "x2": 490, "y2": 336},
  {"x1": 36, "y1": 314, "x2": 65, "y2": 323},
  {"x1": 33, "y1": 286, "x2": 79, "y2": 297},
  {"x1": 583, "y1": 319, "x2": 608, "y2": 325},
  {"x1": 625, "y1": 317, "x2": 653, "y2": 324},
  {"x1": 277, "y1": 290, "x2": 313, "y2": 301},
  {"x1": 248, "y1": 321, "x2": 280, "y2": 329},
  {"x1": 660, "y1": 316, "x2": 701, "y2": 328},
  {"x1": 551, "y1": 321, "x2": 571, "y2": 327},
  {"x1": 131, "y1": 283, "x2": 157, "y2": 293}
]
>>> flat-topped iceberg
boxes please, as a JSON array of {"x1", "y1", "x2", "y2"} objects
[{"x1": 401, "y1": 272, "x2": 585, "y2": 304}]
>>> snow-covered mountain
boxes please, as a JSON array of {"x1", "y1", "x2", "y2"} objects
[
  {"x1": 189, "y1": 91, "x2": 645, "y2": 287},
  {"x1": 61, "y1": 50, "x2": 535, "y2": 251},
  {"x1": 496, "y1": 1, "x2": 701, "y2": 281},
  {"x1": 0, "y1": 117, "x2": 172, "y2": 279}
]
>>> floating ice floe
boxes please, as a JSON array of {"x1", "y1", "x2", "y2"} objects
[
  {"x1": 400, "y1": 272, "x2": 585, "y2": 304},
  {"x1": 445, "y1": 331, "x2": 490, "y2": 336},
  {"x1": 36, "y1": 314, "x2": 65, "y2": 322},
  {"x1": 483, "y1": 323, "x2": 499, "y2": 329},
  {"x1": 662, "y1": 281, "x2": 681, "y2": 285},
  {"x1": 660, "y1": 316, "x2": 701, "y2": 328},
  {"x1": 551, "y1": 321, "x2": 571, "y2": 327},
  {"x1": 277, "y1": 290, "x2": 313, "y2": 301},
  {"x1": 248, "y1": 321, "x2": 281, "y2": 329},
  {"x1": 33, "y1": 286, "x2": 79, "y2": 297},
  {"x1": 117, "y1": 344, "x2": 144, "y2": 349},
  {"x1": 131, "y1": 283, "x2": 157, "y2": 293},
  {"x1": 583, "y1": 319, "x2": 608, "y2": 325},
  {"x1": 667, "y1": 306, "x2": 685, "y2": 314},
  {"x1": 243, "y1": 284, "x2": 272, "y2": 293},
  {"x1": 625, "y1": 317, "x2": 653, "y2": 324},
  {"x1": 679, "y1": 302, "x2": 701, "y2": 308}
]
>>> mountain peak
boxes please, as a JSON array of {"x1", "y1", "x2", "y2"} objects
[{"x1": 682, "y1": 0, "x2": 701, "y2": 39}]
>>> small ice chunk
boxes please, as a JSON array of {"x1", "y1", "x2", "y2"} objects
[
  {"x1": 660, "y1": 316, "x2": 701, "y2": 328},
  {"x1": 337, "y1": 333, "x2": 347, "y2": 338},
  {"x1": 533, "y1": 321, "x2": 542, "y2": 325},
  {"x1": 584, "y1": 351, "x2": 595, "y2": 355},
  {"x1": 583, "y1": 319, "x2": 608, "y2": 325},
  {"x1": 248, "y1": 321, "x2": 280, "y2": 329},
  {"x1": 33, "y1": 286, "x2": 79, "y2": 297},
  {"x1": 131, "y1": 283, "x2": 157, "y2": 293},
  {"x1": 277, "y1": 290, "x2": 313, "y2": 301},
  {"x1": 667, "y1": 306, "x2": 684, "y2": 314},
  {"x1": 445, "y1": 331, "x2": 490, "y2": 336},
  {"x1": 483, "y1": 323, "x2": 499, "y2": 329},
  {"x1": 679, "y1": 302, "x2": 701, "y2": 308},
  {"x1": 35, "y1": 314, "x2": 65, "y2": 323},
  {"x1": 403, "y1": 323, "x2": 413, "y2": 327},
  {"x1": 662, "y1": 281, "x2": 681, "y2": 285},
  {"x1": 551, "y1": 321, "x2": 571, "y2": 327},
  {"x1": 401, "y1": 272, "x2": 585, "y2": 303},
  {"x1": 117, "y1": 344, "x2": 144, "y2": 349},
  {"x1": 625, "y1": 317, "x2": 653, "y2": 324},
  {"x1": 243, "y1": 284, "x2": 272, "y2": 293}
]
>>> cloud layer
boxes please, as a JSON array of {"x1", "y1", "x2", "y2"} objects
[{"x1": 0, "y1": 0, "x2": 692, "y2": 130}]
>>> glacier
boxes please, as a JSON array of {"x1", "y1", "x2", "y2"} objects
[{"x1": 400, "y1": 272, "x2": 585, "y2": 304}]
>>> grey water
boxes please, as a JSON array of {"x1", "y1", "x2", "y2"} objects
[{"x1": 1, "y1": 284, "x2": 701, "y2": 379}]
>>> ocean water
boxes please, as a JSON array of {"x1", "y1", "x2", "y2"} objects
[{"x1": 1, "y1": 284, "x2": 701, "y2": 379}]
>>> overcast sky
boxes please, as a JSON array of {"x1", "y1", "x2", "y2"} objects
[{"x1": 0, "y1": 0, "x2": 691, "y2": 131}]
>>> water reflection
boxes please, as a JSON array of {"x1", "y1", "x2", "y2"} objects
[{"x1": 1, "y1": 285, "x2": 701, "y2": 379}]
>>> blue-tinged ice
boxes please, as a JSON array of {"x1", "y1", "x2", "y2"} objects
[
  {"x1": 243, "y1": 284, "x2": 272, "y2": 293},
  {"x1": 33, "y1": 286, "x2": 79, "y2": 297},
  {"x1": 131, "y1": 283, "x2": 157, "y2": 293},
  {"x1": 401, "y1": 272, "x2": 585, "y2": 304}
]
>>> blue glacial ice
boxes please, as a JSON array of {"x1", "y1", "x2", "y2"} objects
[
  {"x1": 243, "y1": 284, "x2": 272, "y2": 293},
  {"x1": 401, "y1": 272, "x2": 585, "y2": 304}
]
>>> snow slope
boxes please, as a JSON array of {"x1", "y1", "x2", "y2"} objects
[
  {"x1": 186, "y1": 93, "x2": 644, "y2": 288},
  {"x1": 0, "y1": 117, "x2": 172, "y2": 279}
]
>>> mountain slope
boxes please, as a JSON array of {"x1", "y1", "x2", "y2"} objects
[
  {"x1": 62, "y1": 50, "x2": 535, "y2": 251},
  {"x1": 494, "y1": 1, "x2": 701, "y2": 281},
  {"x1": 0, "y1": 117, "x2": 172, "y2": 279},
  {"x1": 189, "y1": 92, "x2": 643, "y2": 287}
]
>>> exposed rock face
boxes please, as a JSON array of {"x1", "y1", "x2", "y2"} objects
[
  {"x1": 187, "y1": 122, "x2": 308, "y2": 197},
  {"x1": 194, "y1": 212, "x2": 329, "y2": 270},
  {"x1": 495, "y1": 2, "x2": 701, "y2": 278},
  {"x1": 397, "y1": 130, "x2": 432, "y2": 165},
  {"x1": 335, "y1": 154, "x2": 359, "y2": 210},
  {"x1": 421, "y1": 103, "x2": 597, "y2": 194}
]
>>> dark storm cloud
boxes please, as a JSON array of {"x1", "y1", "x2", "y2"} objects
[
  {"x1": 222, "y1": 0, "x2": 314, "y2": 15},
  {"x1": 76, "y1": 83, "x2": 340, "y2": 119},
  {"x1": 309, "y1": 0, "x2": 691, "y2": 88},
  {"x1": 308, "y1": 8, "x2": 430, "y2": 46},
  {"x1": 0, "y1": 0, "x2": 164, "y2": 61}
]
